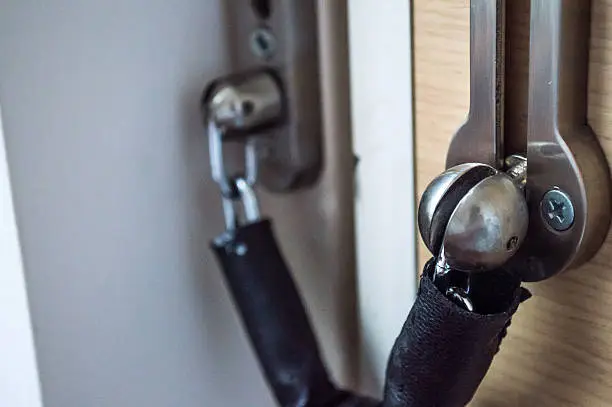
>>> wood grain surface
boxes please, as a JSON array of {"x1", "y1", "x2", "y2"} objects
[{"x1": 414, "y1": 1, "x2": 612, "y2": 405}]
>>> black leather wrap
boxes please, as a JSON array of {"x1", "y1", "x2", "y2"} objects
[{"x1": 211, "y1": 219, "x2": 529, "y2": 407}]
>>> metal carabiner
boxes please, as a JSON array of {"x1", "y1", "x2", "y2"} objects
[
  {"x1": 208, "y1": 120, "x2": 260, "y2": 230},
  {"x1": 204, "y1": 70, "x2": 283, "y2": 231},
  {"x1": 208, "y1": 120, "x2": 257, "y2": 198},
  {"x1": 221, "y1": 177, "x2": 261, "y2": 231}
]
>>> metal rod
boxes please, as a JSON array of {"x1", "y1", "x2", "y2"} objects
[{"x1": 446, "y1": 0, "x2": 506, "y2": 169}]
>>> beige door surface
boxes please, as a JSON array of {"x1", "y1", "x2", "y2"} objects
[{"x1": 415, "y1": 1, "x2": 612, "y2": 405}]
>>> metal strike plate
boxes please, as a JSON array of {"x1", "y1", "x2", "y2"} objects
[
  {"x1": 446, "y1": 0, "x2": 612, "y2": 281},
  {"x1": 218, "y1": 0, "x2": 322, "y2": 192}
]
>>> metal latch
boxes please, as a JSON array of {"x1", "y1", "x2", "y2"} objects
[
  {"x1": 202, "y1": 0, "x2": 322, "y2": 193},
  {"x1": 204, "y1": 69, "x2": 281, "y2": 231},
  {"x1": 419, "y1": 0, "x2": 611, "y2": 283}
]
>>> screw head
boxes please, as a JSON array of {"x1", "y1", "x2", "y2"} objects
[
  {"x1": 541, "y1": 189, "x2": 575, "y2": 231},
  {"x1": 250, "y1": 28, "x2": 277, "y2": 60}
]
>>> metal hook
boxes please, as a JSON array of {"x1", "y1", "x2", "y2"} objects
[
  {"x1": 208, "y1": 121, "x2": 258, "y2": 198},
  {"x1": 220, "y1": 177, "x2": 261, "y2": 231},
  {"x1": 208, "y1": 121, "x2": 261, "y2": 230}
]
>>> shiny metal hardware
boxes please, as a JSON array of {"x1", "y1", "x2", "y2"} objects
[
  {"x1": 419, "y1": 158, "x2": 528, "y2": 312},
  {"x1": 214, "y1": 0, "x2": 322, "y2": 191},
  {"x1": 204, "y1": 71, "x2": 280, "y2": 214},
  {"x1": 208, "y1": 119, "x2": 258, "y2": 197},
  {"x1": 204, "y1": 70, "x2": 284, "y2": 141},
  {"x1": 540, "y1": 189, "x2": 575, "y2": 232},
  {"x1": 218, "y1": 177, "x2": 261, "y2": 232},
  {"x1": 510, "y1": 0, "x2": 611, "y2": 281},
  {"x1": 419, "y1": 160, "x2": 528, "y2": 274},
  {"x1": 204, "y1": 70, "x2": 280, "y2": 230},
  {"x1": 447, "y1": 0, "x2": 506, "y2": 169},
  {"x1": 419, "y1": 163, "x2": 496, "y2": 257},
  {"x1": 441, "y1": 0, "x2": 611, "y2": 281},
  {"x1": 446, "y1": 287, "x2": 474, "y2": 313},
  {"x1": 250, "y1": 28, "x2": 277, "y2": 60},
  {"x1": 235, "y1": 178, "x2": 260, "y2": 222}
]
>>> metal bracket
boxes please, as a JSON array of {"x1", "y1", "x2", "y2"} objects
[
  {"x1": 205, "y1": 0, "x2": 322, "y2": 192},
  {"x1": 446, "y1": 0, "x2": 611, "y2": 281}
]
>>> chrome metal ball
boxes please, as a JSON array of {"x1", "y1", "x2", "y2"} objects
[{"x1": 418, "y1": 163, "x2": 529, "y2": 272}]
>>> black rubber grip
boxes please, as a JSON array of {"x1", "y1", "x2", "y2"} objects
[
  {"x1": 212, "y1": 220, "x2": 528, "y2": 407},
  {"x1": 381, "y1": 261, "x2": 529, "y2": 407},
  {"x1": 211, "y1": 219, "x2": 377, "y2": 407}
]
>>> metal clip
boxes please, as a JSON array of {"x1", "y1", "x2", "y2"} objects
[
  {"x1": 208, "y1": 120, "x2": 258, "y2": 198},
  {"x1": 204, "y1": 70, "x2": 282, "y2": 230},
  {"x1": 221, "y1": 177, "x2": 261, "y2": 231},
  {"x1": 208, "y1": 120, "x2": 260, "y2": 230}
]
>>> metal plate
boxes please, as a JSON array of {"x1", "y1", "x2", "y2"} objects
[
  {"x1": 221, "y1": 0, "x2": 322, "y2": 192},
  {"x1": 445, "y1": 0, "x2": 611, "y2": 281},
  {"x1": 509, "y1": 0, "x2": 611, "y2": 281}
]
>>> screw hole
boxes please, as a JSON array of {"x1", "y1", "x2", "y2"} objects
[
  {"x1": 241, "y1": 100, "x2": 255, "y2": 116},
  {"x1": 251, "y1": 0, "x2": 272, "y2": 20}
]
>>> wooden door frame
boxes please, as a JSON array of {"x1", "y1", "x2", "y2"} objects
[{"x1": 0, "y1": 105, "x2": 44, "y2": 407}]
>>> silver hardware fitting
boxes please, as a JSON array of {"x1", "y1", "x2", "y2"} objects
[
  {"x1": 221, "y1": 176, "x2": 261, "y2": 231},
  {"x1": 205, "y1": 70, "x2": 283, "y2": 140},
  {"x1": 208, "y1": 121, "x2": 261, "y2": 230},
  {"x1": 213, "y1": 1, "x2": 323, "y2": 192},
  {"x1": 421, "y1": 156, "x2": 529, "y2": 310},
  {"x1": 204, "y1": 70, "x2": 283, "y2": 230},
  {"x1": 421, "y1": 156, "x2": 529, "y2": 275},
  {"x1": 208, "y1": 120, "x2": 258, "y2": 200},
  {"x1": 441, "y1": 0, "x2": 611, "y2": 282}
]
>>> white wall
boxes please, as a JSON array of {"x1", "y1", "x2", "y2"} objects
[{"x1": 0, "y1": 2, "x2": 355, "y2": 406}]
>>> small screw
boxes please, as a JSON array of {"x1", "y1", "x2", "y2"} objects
[
  {"x1": 234, "y1": 243, "x2": 248, "y2": 256},
  {"x1": 540, "y1": 189, "x2": 575, "y2": 231},
  {"x1": 250, "y1": 28, "x2": 277, "y2": 60}
]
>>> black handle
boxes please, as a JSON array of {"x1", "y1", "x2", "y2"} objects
[
  {"x1": 212, "y1": 220, "x2": 528, "y2": 407},
  {"x1": 382, "y1": 261, "x2": 529, "y2": 407},
  {"x1": 212, "y1": 219, "x2": 377, "y2": 407}
]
